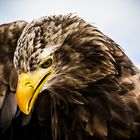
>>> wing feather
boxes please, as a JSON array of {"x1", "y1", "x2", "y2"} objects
[{"x1": 0, "y1": 21, "x2": 27, "y2": 132}]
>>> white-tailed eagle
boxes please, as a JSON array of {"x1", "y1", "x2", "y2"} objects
[{"x1": 0, "y1": 14, "x2": 140, "y2": 140}]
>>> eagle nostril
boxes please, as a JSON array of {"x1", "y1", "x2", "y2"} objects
[{"x1": 25, "y1": 82, "x2": 33, "y2": 88}]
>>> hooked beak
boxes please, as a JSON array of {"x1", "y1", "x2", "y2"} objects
[{"x1": 16, "y1": 68, "x2": 53, "y2": 115}]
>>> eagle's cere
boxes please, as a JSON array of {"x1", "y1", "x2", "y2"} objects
[{"x1": 0, "y1": 14, "x2": 140, "y2": 140}]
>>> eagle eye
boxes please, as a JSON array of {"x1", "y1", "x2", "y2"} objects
[{"x1": 41, "y1": 58, "x2": 52, "y2": 68}]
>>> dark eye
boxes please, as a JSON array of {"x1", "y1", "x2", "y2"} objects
[{"x1": 41, "y1": 59, "x2": 52, "y2": 68}]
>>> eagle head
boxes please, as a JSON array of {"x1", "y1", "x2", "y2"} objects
[{"x1": 14, "y1": 14, "x2": 116, "y2": 115}]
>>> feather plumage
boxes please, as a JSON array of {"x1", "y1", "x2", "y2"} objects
[
  {"x1": 0, "y1": 21, "x2": 28, "y2": 132},
  {"x1": 0, "y1": 14, "x2": 140, "y2": 140}
]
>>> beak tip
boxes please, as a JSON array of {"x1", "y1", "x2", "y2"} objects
[{"x1": 19, "y1": 106, "x2": 30, "y2": 115}]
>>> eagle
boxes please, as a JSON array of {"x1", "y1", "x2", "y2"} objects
[{"x1": 0, "y1": 14, "x2": 140, "y2": 140}]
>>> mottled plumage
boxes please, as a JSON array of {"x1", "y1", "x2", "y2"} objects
[
  {"x1": 0, "y1": 14, "x2": 140, "y2": 140},
  {"x1": 0, "y1": 20, "x2": 27, "y2": 131}
]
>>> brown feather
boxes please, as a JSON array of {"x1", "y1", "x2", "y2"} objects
[
  {"x1": 0, "y1": 20, "x2": 27, "y2": 133},
  {"x1": 0, "y1": 14, "x2": 140, "y2": 140}
]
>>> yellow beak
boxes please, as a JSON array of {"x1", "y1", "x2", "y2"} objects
[{"x1": 16, "y1": 68, "x2": 53, "y2": 115}]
